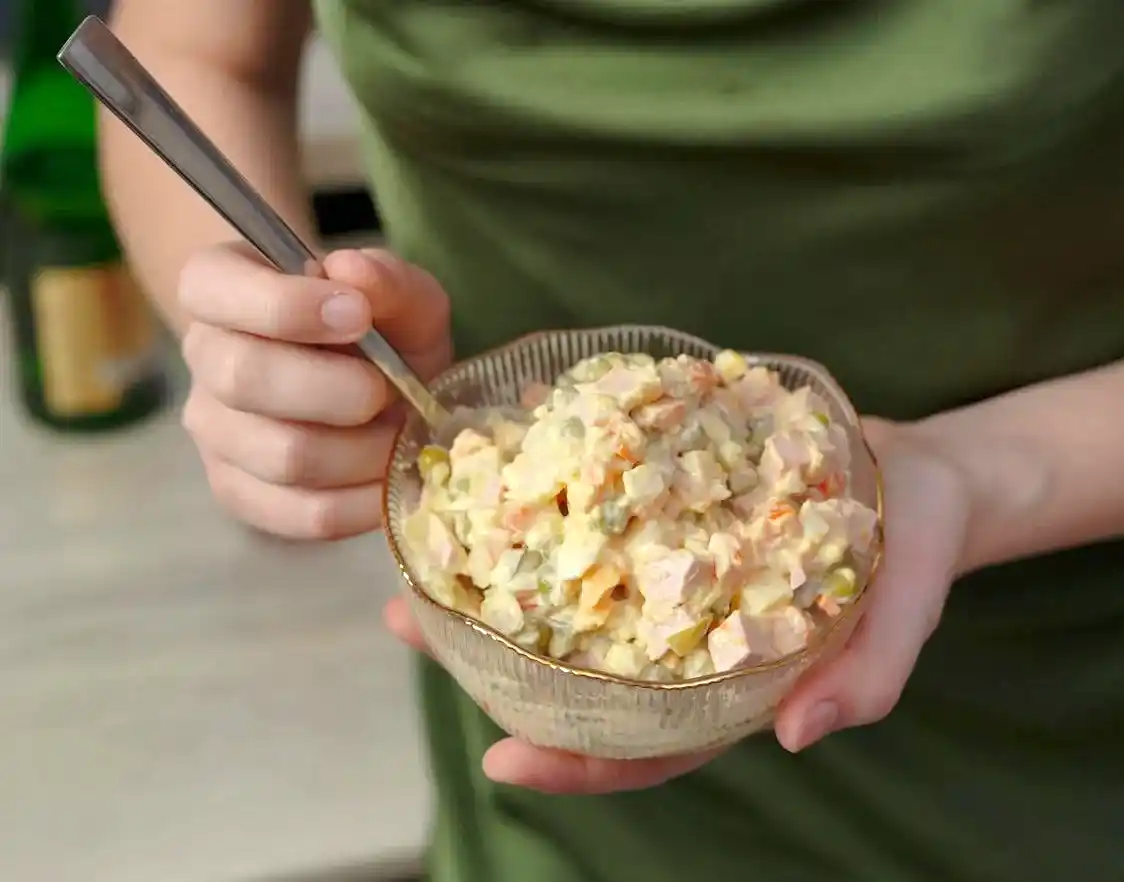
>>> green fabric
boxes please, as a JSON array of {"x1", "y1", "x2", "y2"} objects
[{"x1": 315, "y1": 2, "x2": 1124, "y2": 879}]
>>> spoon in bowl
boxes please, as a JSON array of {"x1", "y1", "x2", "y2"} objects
[{"x1": 58, "y1": 15, "x2": 453, "y2": 431}]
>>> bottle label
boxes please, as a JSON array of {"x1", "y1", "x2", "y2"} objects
[{"x1": 31, "y1": 262, "x2": 158, "y2": 417}]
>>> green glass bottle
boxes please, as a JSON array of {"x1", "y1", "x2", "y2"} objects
[{"x1": 2, "y1": 1, "x2": 166, "y2": 431}]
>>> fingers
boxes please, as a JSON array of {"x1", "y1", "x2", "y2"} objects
[
  {"x1": 381, "y1": 599, "x2": 718, "y2": 795},
  {"x1": 382, "y1": 596, "x2": 431, "y2": 655},
  {"x1": 775, "y1": 444, "x2": 970, "y2": 752},
  {"x1": 481, "y1": 740, "x2": 720, "y2": 795},
  {"x1": 182, "y1": 390, "x2": 397, "y2": 489},
  {"x1": 179, "y1": 243, "x2": 373, "y2": 344},
  {"x1": 201, "y1": 453, "x2": 384, "y2": 540},
  {"x1": 182, "y1": 323, "x2": 389, "y2": 427},
  {"x1": 322, "y1": 248, "x2": 451, "y2": 370},
  {"x1": 176, "y1": 241, "x2": 455, "y2": 544}
]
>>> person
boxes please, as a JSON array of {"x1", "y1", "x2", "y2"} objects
[{"x1": 99, "y1": 2, "x2": 1124, "y2": 880}]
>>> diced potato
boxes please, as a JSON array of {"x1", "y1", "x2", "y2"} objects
[
  {"x1": 667, "y1": 615, "x2": 713, "y2": 657},
  {"x1": 822, "y1": 566, "x2": 858, "y2": 601},
  {"x1": 714, "y1": 349, "x2": 749, "y2": 383}
]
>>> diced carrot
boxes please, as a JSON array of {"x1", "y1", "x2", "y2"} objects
[
  {"x1": 615, "y1": 444, "x2": 641, "y2": 464},
  {"x1": 815, "y1": 595, "x2": 842, "y2": 617},
  {"x1": 813, "y1": 473, "x2": 844, "y2": 498},
  {"x1": 768, "y1": 502, "x2": 796, "y2": 522},
  {"x1": 581, "y1": 564, "x2": 622, "y2": 610},
  {"x1": 686, "y1": 361, "x2": 720, "y2": 395}
]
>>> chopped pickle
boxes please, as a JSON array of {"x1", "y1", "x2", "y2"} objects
[
  {"x1": 714, "y1": 349, "x2": 749, "y2": 383},
  {"x1": 562, "y1": 416, "x2": 586, "y2": 438},
  {"x1": 822, "y1": 566, "x2": 858, "y2": 600},
  {"x1": 517, "y1": 550, "x2": 544, "y2": 574},
  {"x1": 813, "y1": 412, "x2": 831, "y2": 427},
  {"x1": 678, "y1": 420, "x2": 706, "y2": 450},
  {"x1": 582, "y1": 356, "x2": 613, "y2": 381},
  {"x1": 417, "y1": 445, "x2": 450, "y2": 482},
  {"x1": 594, "y1": 498, "x2": 631, "y2": 535},
  {"x1": 667, "y1": 615, "x2": 713, "y2": 657}
]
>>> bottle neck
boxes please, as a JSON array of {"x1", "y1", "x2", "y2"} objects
[
  {"x1": 11, "y1": 0, "x2": 83, "y2": 84},
  {"x1": 2, "y1": 0, "x2": 103, "y2": 224}
]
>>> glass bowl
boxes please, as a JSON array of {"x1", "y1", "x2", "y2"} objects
[{"x1": 382, "y1": 325, "x2": 884, "y2": 759}]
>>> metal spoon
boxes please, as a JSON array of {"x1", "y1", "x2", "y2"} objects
[{"x1": 57, "y1": 15, "x2": 451, "y2": 429}]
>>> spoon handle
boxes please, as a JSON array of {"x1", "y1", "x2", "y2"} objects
[{"x1": 58, "y1": 15, "x2": 450, "y2": 427}]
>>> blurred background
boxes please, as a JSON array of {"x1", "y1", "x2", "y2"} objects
[{"x1": 0, "y1": 2, "x2": 429, "y2": 881}]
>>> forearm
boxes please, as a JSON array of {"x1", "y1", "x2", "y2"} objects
[
  {"x1": 99, "y1": 8, "x2": 314, "y2": 335},
  {"x1": 910, "y1": 359, "x2": 1124, "y2": 574}
]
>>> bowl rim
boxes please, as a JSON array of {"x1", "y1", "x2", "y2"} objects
[{"x1": 381, "y1": 324, "x2": 885, "y2": 693}]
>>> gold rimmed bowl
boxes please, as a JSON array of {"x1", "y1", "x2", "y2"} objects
[{"x1": 383, "y1": 325, "x2": 884, "y2": 759}]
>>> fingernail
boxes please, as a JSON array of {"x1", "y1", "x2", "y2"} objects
[
  {"x1": 481, "y1": 754, "x2": 505, "y2": 782},
  {"x1": 481, "y1": 751, "x2": 518, "y2": 785},
  {"x1": 790, "y1": 701, "x2": 838, "y2": 752},
  {"x1": 320, "y1": 292, "x2": 368, "y2": 333}
]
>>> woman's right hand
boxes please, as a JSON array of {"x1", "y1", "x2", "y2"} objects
[{"x1": 179, "y1": 242, "x2": 453, "y2": 539}]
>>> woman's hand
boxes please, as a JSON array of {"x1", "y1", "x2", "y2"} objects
[
  {"x1": 180, "y1": 242, "x2": 452, "y2": 539},
  {"x1": 383, "y1": 417, "x2": 974, "y2": 793}
]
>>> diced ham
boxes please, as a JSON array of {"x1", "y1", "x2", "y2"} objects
[
  {"x1": 592, "y1": 364, "x2": 664, "y2": 411},
  {"x1": 707, "y1": 611, "x2": 757, "y2": 672},
  {"x1": 708, "y1": 606, "x2": 811, "y2": 671},
  {"x1": 683, "y1": 359, "x2": 721, "y2": 396},
  {"x1": 729, "y1": 367, "x2": 784, "y2": 410},
  {"x1": 673, "y1": 450, "x2": 731, "y2": 512},
  {"x1": 635, "y1": 549, "x2": 703, "y2": 610},
  {"x1": 634, "y1": 398, "x2": 688, "y2": 432}
]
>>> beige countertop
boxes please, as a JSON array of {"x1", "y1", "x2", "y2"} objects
[{"x1": 0, "y1": 341, "x2": 430, "y2": 880}]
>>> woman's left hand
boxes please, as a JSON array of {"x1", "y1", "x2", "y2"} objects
[{"x1": 382, "y1": 418, "x2": 974, "y2": 794}]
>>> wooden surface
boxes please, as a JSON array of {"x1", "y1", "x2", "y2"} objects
[{"x1": 0, "y1": 345, "x2": 429, "y2": 882}]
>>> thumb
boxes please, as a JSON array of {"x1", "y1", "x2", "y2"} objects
[
  {"x1": 321, "y1": 248, "x2": 451, "y2": 362},
  {"x1": 482, "y1": 738, "x2": 722, "y2": 795},
  {"x1": 775, "y1": 442, "x2": 970, "y2": 752}
]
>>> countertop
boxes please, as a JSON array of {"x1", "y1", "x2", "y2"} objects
[
  {"x1": 0, "y1": 342, "x2": 430, "y2": 880},
  {"x1": 0, "y1": 36, "x2": 418, "y2": 882}
]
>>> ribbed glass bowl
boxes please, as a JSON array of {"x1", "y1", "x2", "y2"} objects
[{"x1": 383, "y1": 325, "x2": 883, "y2": 759}]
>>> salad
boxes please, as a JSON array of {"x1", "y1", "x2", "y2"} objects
[{"x1": 402, "y1": 350, "x2": 879, "y2": 682}]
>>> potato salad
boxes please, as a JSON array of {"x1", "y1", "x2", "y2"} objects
[{"x1": 402, "y1": 350, "x2": 878, "y2": 682}]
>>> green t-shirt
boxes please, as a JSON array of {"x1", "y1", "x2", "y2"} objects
[{"x1": 314, "y1": 2, "x2": 1124, "y2": 880}]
